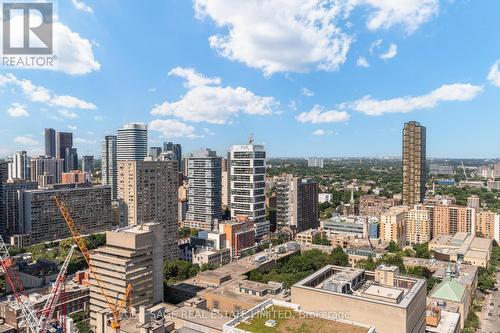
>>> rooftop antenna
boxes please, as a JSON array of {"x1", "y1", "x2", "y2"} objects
[{"x1": 248, "y1": 133, "x2": 254, "y2": 144}]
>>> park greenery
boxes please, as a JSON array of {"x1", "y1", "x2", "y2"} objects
[
  {"x1": 463, "y1": 302, "x2": 482, "y2": 332},
  {"x1": 434, "y1": 186, "x2": 500, "y2": 212},
  {"x1": 312, "y1": 234, "x2": 332, "y2": 246},
  {"x1": 246, "y1": 248, "x2": 349, "y2": 288},
  {"x1": 477, "y1": 241, "x2": 499, "y2": 292},
  {"x1": 267, "y1": 159, "x2": 403, "y2": 217},
  {"x1": 179, "y1": 227, "x2": 199, "y2": 239},
  {"x1": 0, "y1": 233, "x2": 106, "y2": 295},
  {"x1": 11, "y1": 233, "x2": 105, "y2": 274},
  {"x1": 163, "y1": 259, "x2": 215, "y2": 286},
  {"x1": 385, "y1": 241, "x2": 432, "y2": 259}
]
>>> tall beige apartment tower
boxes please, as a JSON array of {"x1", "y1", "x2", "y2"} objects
[
  {"x1": 118, "y1": 160, "x2": 179, "y2": 260},
  {"x1": 90, "y1": 223, "x2": 164, "y2": 332},
  {"x1": 402, "y1": 121, "x2": 426, "y2": 206}
]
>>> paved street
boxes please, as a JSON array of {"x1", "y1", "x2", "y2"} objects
[{"x1": 478, "y1": 270, "x2": 500, "y2": 333}]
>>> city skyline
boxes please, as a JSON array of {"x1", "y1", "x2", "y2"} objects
[{"x1": 1, "y1": 1, "x2": 500, "y2": 159}]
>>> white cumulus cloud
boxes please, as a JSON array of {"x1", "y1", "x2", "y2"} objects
[
  {"x1": 58, "y1": 109, "x2": 78, "y2": 119},
  {"x1": 71, "y1": 0, "x2": 93, "y2": 13},
  {"x1": 380, "y1": 43, "x2": 398, "y2": 59},
  {"x1": 194, "y1": 0, "x2": 352, "y2": 75},
  {"x1": 297, "y1": 105, "x2": 350, "y2": 124},
  {"x1": 356, "y1": 56, "x2": 369, "y2": 67},
  {"x1": 312, "y1": 129, "x2": 334, "y2": 136},
  {"x1": 151, "y1": 67, "x2": 277, "y2": 124},
  {"x1": 1, "y1": 13, "x2": 100, "y2": 75},
  {"x1": 7, "y1": 103, "x2": 29, "y2": 117},
  {"x1": 487, "y1": 60, "x2": 500, "y2": 87},
  {"x1": 0, "y1": 73, "x2": 96, "y2": 109},
  {"x1": 193, "y1": 1, "x2": 442, "y2": 75},
  {"x1": 350, "y1": 0, "x2": 439, "y2": 34},
  {"x1": 301, "y1": 88, "x2": 314, "y2": 97},
  {"x1": 169, "y1": 67, "x2": 221, "y2": 88},
  {"x1": 149, "y1": 119, "x2": 202, "y2": 139},
  {"x1": 53, "y1": 22, "x2": 101, "y2": 75},
  {"x1": 350, "y1": 83, "x2": 483, "y2": 116}
]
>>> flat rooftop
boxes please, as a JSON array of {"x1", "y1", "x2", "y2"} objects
[
  {"x1": 202, "y1": 278, "x2": 286, "y2": 305},
  {"x1": 362, "y1": 284, "x2": 403, "y2": 300},
  {"x1": 170, "y1": 305, "x2": 230, "y2": 331},
  {"x1": 464, "y1": 250, "x2": 488, "y2": 260},
  {"x1": 240, "y1": 280, "x2": 270, "y2": 293},
  {"x1": 172, "y1": 243, "x2": 299, "y2": 291},
  {"x1": 294, "y1": 265, "x2": 425, "y2": 309},
  {"x1": 470, "y1": 237, "x2": 492, "y2": 251},
  {"x1": 426, "y1": 310, "x2": 460, "y2": 333},
  {"x1": 235, "y1": 305, "x2": 370, "y2": 333}
]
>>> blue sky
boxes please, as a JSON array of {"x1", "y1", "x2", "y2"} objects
[{"x1": 1, "y1": 0, "x2": 500, "y2": 158}]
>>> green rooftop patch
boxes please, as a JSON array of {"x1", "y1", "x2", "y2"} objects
[{"x1": 235, "y1": 306, "x2": 369, "y2": 333}]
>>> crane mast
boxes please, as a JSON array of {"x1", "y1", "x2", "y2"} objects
[
  {"x1": 0, "y1": 236, "x2": 75, "y2": 333},
  {"x1": 52, "y1": 196, "x2": 131, "y2": 332},
  {"x1": 39, "y1": 245, "x2": 76, "y2": 332}
]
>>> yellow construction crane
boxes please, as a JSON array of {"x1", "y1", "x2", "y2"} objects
[{"x1": 52, "y1": 196, "x2": 132, "y2": 332}]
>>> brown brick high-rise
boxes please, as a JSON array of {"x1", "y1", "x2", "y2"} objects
[{"x1": 402, "y1": 121, "x2": 426, "y2": 206}]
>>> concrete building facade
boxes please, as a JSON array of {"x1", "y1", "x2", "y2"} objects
[
  {"x1": 163, "y1": 142, "x2": 182, "y2": 172},
  {"x1": 380, "y1": 206, "x2": 407, "y2": 248},
  {"x1": 19, "y1": 184, "x2": 112, "y2": 245},
  {"x1": 101, "y1": 135, "x2": 118, "y2": 200},
  {"x1": 291, "y1": 265, "x2": 427, "y2": 333},
  {"x1": 359, "y1": 194, "x2": 400, "y2": 217},
  {"x1": 29, "y1": 155, "x2": 64, "y2": 185},
  {"x1": 429, "y1": 205, "x2": 475, "y2": 237},
  {"x1": 8, "y1": 151, "x2": 28, "y2": 180},
  {"x1": 118, "y1": 160, "x2": 178, "y2": 260},
  {"x1": 186, "y1": 149, "x2": 222, "y2": 228},
  {"x1": 90, "y1": 223, "x2": 163, "y2": 332},
  {"x1": 405, "y1": 205, "x2": 431, "y2": 245},
  {"x1": 61, "y1": 170, "x2": 91, "y2": 184},
  {"x1": 476, "y1": 211, "x2": 499, "y2": 241},
  {"x1": 82, "y1": 155, "x2": 94, "y2": 173},
  {"x1": 219, "y1": 216, "x2": 255, "y2": 257},
  {"x1": 276, "y1": 175, "x2": 319, "y2": 232},
  {"x1": 228, "y1": 143, "x2": 266, "y2": 223},
  {"x1": 0, "y1": 179, "x2": 38, "y2": 238}
]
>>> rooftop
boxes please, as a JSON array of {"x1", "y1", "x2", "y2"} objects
[
  {"x1": 362, "y1": 284, "x2": 403, "y2": 301},
  {"x1": 171, "y1": 305, "x2": 230, "y2": 331},
  {"x1": 429, "y1": 278, "x2": 466, "y2": 303},
  {"x1": 294, "y1": 265, "x2": 425, "y2": 308},
  {"x1": 426, "y1": 310, "x2": 460, "y2": 333},
  {"x1": 464, "y1": 250, "x2": 488, "y2": 260},
  {"x1": 470, "y1": 237, "x2": 492, "y2": 251},
  {"x1": 173, "y1": 243, "x2": 299, "y2": 291},
  {"x1": 225, "y1": 301, "x2": 373, "y2": 333}
]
